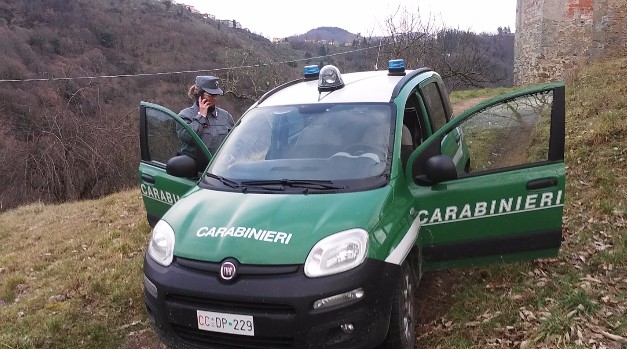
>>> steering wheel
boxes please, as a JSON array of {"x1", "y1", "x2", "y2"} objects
[{"x1": 343, "y1": 143, "x2": 387, "y2": 160}]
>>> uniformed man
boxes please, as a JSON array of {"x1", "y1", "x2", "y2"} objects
[{"x1": 177, "y1": 76, "x2": 234, "y2": 171}]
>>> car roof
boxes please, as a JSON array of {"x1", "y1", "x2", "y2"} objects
[{"x1": 258, "y1": 69, "x2": 436, "y2": 106}]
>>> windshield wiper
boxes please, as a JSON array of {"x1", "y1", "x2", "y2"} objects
[
  {"x1": 283, "y1": 179, "x2": 345, "y2": 190},
  {"x1": 205, "y1": 173, "x2": 240, "y2": 188},
  {"x1": 240, "y1": 179, "x2": 345, "y2": 190}
]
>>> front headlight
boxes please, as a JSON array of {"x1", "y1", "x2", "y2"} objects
[
  {"x1": 304, "y1": 229, "x2": 368, "y2": 278},
  {"x1": 148, "y1": 220, "x2": 175, "y2": 267}
]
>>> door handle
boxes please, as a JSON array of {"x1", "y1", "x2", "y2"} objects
[
  {"x1": 526, "y1": 177, "x2": 557, "y2": 190},
  {"x1": 454, "y1": 132, "x2": 461, "y2": 143},
  {"x1": 141, "y1": 174, "x2": 155, "y2": 184}
]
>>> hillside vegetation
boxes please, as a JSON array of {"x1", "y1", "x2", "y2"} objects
[
  {"x1": 0, "y1": 0, "x2": 515, "y2": 213},
  {"x1": 0, "y1": 0, "x2": 302, "y2": 213},
  {"x1": 0, "y1": 58, "x2": 624, "y2": 348}
]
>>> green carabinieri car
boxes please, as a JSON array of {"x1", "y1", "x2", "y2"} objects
[{"x1": 138, "y1": 59, "x2": 566, "y2": 349}]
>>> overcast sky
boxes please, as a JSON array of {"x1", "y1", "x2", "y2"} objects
[{"x1": 176, "y1": 0, "x2": 517, "y2": 39}]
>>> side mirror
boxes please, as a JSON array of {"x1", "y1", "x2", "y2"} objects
[
  {"x1": 415, "y1": 154, "x2": 457, "y2": 185},
  {"x1": 166, "y1": 155, "x2": 198, "y2": 178},
  {"x1": 425, "y1": 155, "x2": 457, "y2": 183}
]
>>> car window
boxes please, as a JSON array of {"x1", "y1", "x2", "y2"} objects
[
  {"x1": 208, "y1": 103, "x2": 394, "y2": 182},
  {"x1": 420, "y1": 82, "x2": 448, "y2": 132},
  {"x1": 456, "y1": 90, "x2": 555, "y2": 175},
  {"x1": 145, "y1": 108, "x2": 182, "y2": 164}
]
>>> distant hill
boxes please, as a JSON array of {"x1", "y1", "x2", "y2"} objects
[{"x1": 289, "y1": 26, "x2": 359, "y2": 44}]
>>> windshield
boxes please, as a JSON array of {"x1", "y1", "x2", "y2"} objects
[{"x1": 207, "y1": 103, "x2": 394, "y2": 190}]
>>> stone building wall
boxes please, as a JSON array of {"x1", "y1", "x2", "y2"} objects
[
  {"x1": 592, "y1": 0, "x2": 627, "y2": 60},
  {"x1": 514, "y1": 0, "x2": 627, "y2": 85}
]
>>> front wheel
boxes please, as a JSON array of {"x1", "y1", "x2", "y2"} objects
[{"x1": 378, "y1": 258, "x2": 418, "y2": 349}]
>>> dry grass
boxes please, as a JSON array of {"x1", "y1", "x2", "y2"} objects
[
  {"x1": 1, "y1": 59, "x2": 626, "y2": 349},
  {"x1": 0, "y1": 191, "x2": 151, "y2": 348}
]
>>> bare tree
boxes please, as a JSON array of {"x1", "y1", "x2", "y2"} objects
[
  {"x1": 0, "y1": 79, "x2": 137, "y2": 210},
  {"x1": 377, "y1": 5, "x2": 438, "y2": 69},
  {"x1": 376, "y1": 6, "x2": 507, "y2": 91},
  {"x1": 222, "y1": 46, "x2": 300, "y2": 101},
  {"x1": 434, "y1": 29, "x2": 508, "y2": 90}
]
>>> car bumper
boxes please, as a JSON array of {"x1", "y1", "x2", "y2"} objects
[{"x1": 144, "y1": 254, "x2": 400, "y2": 349}]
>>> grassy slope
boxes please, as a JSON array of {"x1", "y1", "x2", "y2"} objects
[
  {"x1": 1, "y1": 59, "x2": 626, "y2": 348},
  {"x1": 0, "y1": 191, "x2": 151, "y2": 348}
]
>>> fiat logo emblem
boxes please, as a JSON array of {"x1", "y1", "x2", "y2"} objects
[{"x1": 220, "y1": 261, "x2": 237, "y2": 281}]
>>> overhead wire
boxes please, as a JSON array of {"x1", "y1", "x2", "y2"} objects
[{"x1": 0, "y1": 44, "x2": 385, "y2": 83}]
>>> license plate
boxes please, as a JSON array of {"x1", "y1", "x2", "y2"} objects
[{"x1": 197, "y1": 310, "x2": 255, "y2": 336}]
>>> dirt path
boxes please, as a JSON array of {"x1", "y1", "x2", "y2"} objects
[
  {"x1": 452, "y1": 96, "x2": 491, "y2": 117},
  {"x1": 119, "y1": 328, "x2": 167, "y2": 349}
]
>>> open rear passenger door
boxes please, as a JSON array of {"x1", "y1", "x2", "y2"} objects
[{"x1": 407, "y1": 83, "x2": 566, "y2": 271}]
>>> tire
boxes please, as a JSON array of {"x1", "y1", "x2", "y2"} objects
[{"x1": 378, "y1": 257, "x2": 418, "y2": 349}]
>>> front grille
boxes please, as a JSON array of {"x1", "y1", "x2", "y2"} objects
[
  {"x1": 175, "y1": 257, "x2": 301, "y2": 276},
  {"x1": 172, "y1": 325, "x2": 294, "y2": 349},
  {"x1": 166, "y1": 294, "x2": 296, "y2": 316}
]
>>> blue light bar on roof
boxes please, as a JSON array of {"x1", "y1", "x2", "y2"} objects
[
  {"x1": 388, "y1": 59, "x2": 406, "y2": 76},
  {"x1": 304, "y1": 65, "x2": 320, "y2": 80}
]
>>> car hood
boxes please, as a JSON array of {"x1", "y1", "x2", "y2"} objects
[{"x1": 163, "y1": 187, "x2": 391, "y2": 265}]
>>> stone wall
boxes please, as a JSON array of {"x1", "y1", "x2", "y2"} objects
[
  {"x1": 592, "y1": 0, "x2": 627, "y2": 60},
  {"x1": 514, "y1": 0, "x2": 627, "y2": 85}
]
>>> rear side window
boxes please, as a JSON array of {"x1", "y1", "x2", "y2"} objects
[
  {"x1": 145, "y1": 108, "x2": 180, "y2": 164},
  {"x1": 420, "y1": 83, "x2": 448, "y2": 132}
]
